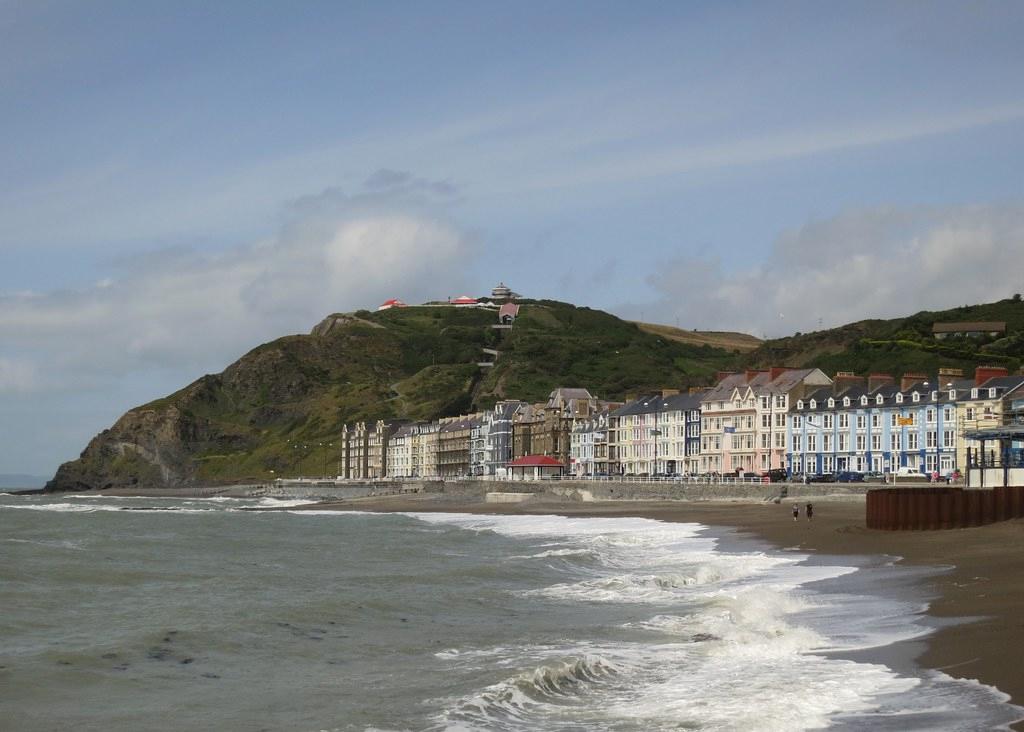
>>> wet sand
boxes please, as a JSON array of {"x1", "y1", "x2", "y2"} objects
[{"x1": 304, "y1": 492, "x2": 1024, "y2": 726}]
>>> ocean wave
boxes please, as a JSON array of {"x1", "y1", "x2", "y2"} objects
[
  {"x1": 6, "y1": 537, "x2": 86, "y2": 550},
  {"x1": 509, "y1": 548, "x2": 600, "y2": 561},
  {"x1": 2, "y1": 502, "x2": 115, "y2": 513},
  {"x1": 438, "y1": 654, "x2": 619, "y2": 727}
]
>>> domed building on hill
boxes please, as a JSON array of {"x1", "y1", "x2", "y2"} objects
[{"x1": 490, "y1": 282, "x2": 520, "y2": 300}]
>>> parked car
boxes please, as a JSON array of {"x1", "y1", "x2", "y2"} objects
[
  {"x1": 763, "y1": 468, "x2": 789, "y2": 483},
  {"x1": 808, "y1": 472, "x2": 836, "y2": 483},
  {"x1": 893, "y1": 466, "x2": 923, "y2": 477},
  {"x1": 864, "y1": 471, "x2": 886, "y2": 482},
  {"x1": 836, "y1": 471, "x2": 865, "y2": 483}
]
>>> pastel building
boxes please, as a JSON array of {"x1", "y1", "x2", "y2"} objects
[
  {"x1": 569, "y1": 410, "x2": 612, "y2": 477},
  {"x1": 470, "y1": 400, "x2": 527, "y2": 477},
  {"x1": 955, "y1": 367, "x2": 1024, "y2": 469},
  {"x1": 607, "y1": 390, "x2": 704, "y2": 476},
  {"x1": 700, "y1": 368, "x2": 831, "y2": 474},
  {"x1": 789, "y1": 373, "x2": 965, "y2": 476}
]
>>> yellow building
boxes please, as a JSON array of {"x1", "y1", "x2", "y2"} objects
[{"x1": 955, "y1": 368, "x2": 1024, "y2": 470}]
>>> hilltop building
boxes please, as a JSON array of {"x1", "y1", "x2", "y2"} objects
[
  {"x1": 377, "y1": 298, "x2": 408, "y2": 311},
  {"x1": 490, "y1": 282, "x2": 521, "y2": 300},
  {"x1": 932, "y1": 321, "x2": 1006, "y2": 339}
]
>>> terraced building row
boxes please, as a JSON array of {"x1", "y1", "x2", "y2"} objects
[{"x1": 336, "y1": 366, "x2": 1024, "y2": 480}]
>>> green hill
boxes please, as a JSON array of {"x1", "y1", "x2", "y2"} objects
[
  {"x1": 47, "y1": 301, "x2": 741, "y2": 491},
  {"x1": 747, "y1": 296, "x2": 1024, "y2": 375}
]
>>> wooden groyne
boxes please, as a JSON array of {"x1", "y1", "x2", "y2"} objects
[{"x1": 866, "y1": 486, "x2": 1024, "y2": 530}]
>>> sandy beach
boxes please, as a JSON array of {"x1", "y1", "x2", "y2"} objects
[{"x1": 298, "y1": 492, "x2": 1024, "y2": 727}]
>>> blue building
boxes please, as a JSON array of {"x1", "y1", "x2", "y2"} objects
[{"x1": 788, "y1": 373, "x2": 965, "y2": 478}]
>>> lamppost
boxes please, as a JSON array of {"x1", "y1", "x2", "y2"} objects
[
  {"x1": 290, "y1": 441, "x2": 310, "y2": 477},
  {"x1": 318, "y1": 442, "x2": 333, "y2": 479},
  {"x1": 651, "y1": 427, "x2": 662, "y2": 477}
]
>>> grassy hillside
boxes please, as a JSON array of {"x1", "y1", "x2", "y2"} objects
[
  {"x1": 633, "y1": 321, "x2": 762, "y2": 352},
  {"x1": 747, "y1": 296, "x2": 1024, "y2": 375},
  {"x1": 50, "y1": 301, "x2": 742, "y2": 489}
]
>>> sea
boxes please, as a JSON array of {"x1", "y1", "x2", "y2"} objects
[{"x1": 2, "y1": 493, "x2": 1022, "y2": 731}]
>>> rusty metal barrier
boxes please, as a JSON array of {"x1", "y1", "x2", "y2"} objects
[{"x1": 866, "y1": 486, "x2": 1024, "y2": 530}]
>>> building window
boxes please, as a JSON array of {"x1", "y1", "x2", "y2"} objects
[
  {"x1": 943, "y1": 430, "x2": 955, "y2": 448},
  {"x1": 856, "y1": 434, "x2": 866, "y2": 451},
  {"x1": 838, "y1": 414, "x2": 849, "y2": 429},
  {"x1": 823, "y1": 414, "x2": 834, "y2": 429},
  {"x1": 857, "y1": 415, "x2": 866, "y2": 429},
  {"x1": 907, "y1": 432, "x2": 918, "y2": 450}
]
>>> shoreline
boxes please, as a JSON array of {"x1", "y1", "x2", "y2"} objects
[{"x1": 294, "y1": 492, "x2": 1024, "y2": 727}]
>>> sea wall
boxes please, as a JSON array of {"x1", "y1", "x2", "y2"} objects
[{"x1": 252, "y1": 478, "x2": 871, "y2": 503}]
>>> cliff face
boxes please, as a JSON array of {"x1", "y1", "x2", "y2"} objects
[
  {"x1": 48, "y1": 378, "x2": 254, "y2": 491},
  {"x1": 46, "y1": 302, "x2": 742, "y2": 491}
]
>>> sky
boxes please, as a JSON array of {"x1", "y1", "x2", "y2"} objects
[{"x1": 2, "y1": 1, "x2": 1024, "y2": 476}]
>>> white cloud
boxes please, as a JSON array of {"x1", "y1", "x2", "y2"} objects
[
  {"x1": 637, "y1": 203, "x2": 1024, "y2": 337},
  {"x1": 0, "y1": 176, "x2": 476, "y2": 393}
]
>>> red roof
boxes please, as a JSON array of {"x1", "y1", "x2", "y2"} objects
[
  {"x1": 452, "y1": 295, "x2": 478, "y2": 304},
  {"x1": 507, "y1": 455, "x2": 563, "y2": 467}
]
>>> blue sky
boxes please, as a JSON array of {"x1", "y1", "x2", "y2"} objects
[{"x1": 2, "y1": 1, "x2": 1023, "y2": 475}]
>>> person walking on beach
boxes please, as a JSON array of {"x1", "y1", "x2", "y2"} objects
[
  {"x1": 792, "y1": 504, "x2": 799, "y2": 521},
  {"x1": 806, "y1": 502, "x2": 814, "y2": 521}
]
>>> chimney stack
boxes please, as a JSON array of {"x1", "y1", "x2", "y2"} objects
[
  {"x1": 975, "y1": 365, "x2": 1009, "y2": 386},
  {"x1": 900, "y1": 372, "x2": 929, "y2": 391},
  {"x1": 715, "y1": 371, "x2": 736, "y2": 384},
  {"x1": 745, "y1": 369, "x2": 764, "y2": 383},
  {"x1": 661, "y1": 388, "x2": 680, "y2": 398},
  {"x1": 769, "y1": 366, "x2": 789, "y2": 381},
  {"x1": 832, "y1": 372, "x2": 866, "y2": 395},
  {"x1": 938, "y1": 367, "x2": 964, "y2": 378},
  {"x1": 868, "y1": 373, "x2": 895, "y2": 392}
]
